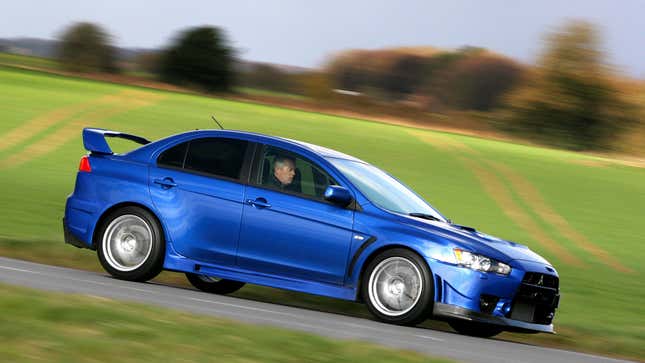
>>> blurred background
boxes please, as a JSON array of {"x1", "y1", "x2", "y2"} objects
[
  {"x1": 3, "y1": 1, "x2": 644, "y2": 154},
  {"x1": 1, "y1": 1, "x2": 643, "y2": 362}
]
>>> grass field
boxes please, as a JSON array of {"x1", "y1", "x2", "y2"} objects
[
  {"x1": 0, "y1": 66, "x2": 644, "y2": 360},
  {"x1": 0, "y1": 52, "x2": 60, "y2": 70},
  {"x1": 236, "y1": 86, "x2": 308, "y2": 101}
]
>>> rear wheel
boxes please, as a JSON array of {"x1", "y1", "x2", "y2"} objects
[
  {"x1": 449, "y1": 320, "x2": 504, "y2": 338},
  {"x1": 185, "y1": 273, "x2": 245, "y2": 294},
  {"x1": 97, "y1": 206, "x2": 165, "y2": 282},
  {"x1": 362, "y1": 248, "x2": 434, "y2": 325}
]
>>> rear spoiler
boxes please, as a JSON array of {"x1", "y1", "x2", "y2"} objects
[{"x1": 82, "y1": 128, "x2": 150, "y2": 154}]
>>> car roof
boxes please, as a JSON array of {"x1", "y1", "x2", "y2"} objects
[
  {"x1": 188, "y1": 129, "x2": 364, "y2": 162},
  {"x1": 123, "y1": 129, "x2": 365, "y2": 164}
]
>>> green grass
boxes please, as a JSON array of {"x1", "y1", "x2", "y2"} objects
[
  {"x1": 0, "y1": 67, "x2": 644, "y2": 360},
  {"x1": 0, "y1": 52, "x2": 60, "y2": 70},
  {"x1": 236, "y1": 86, "x2": 308, "y2": 101},
  {"x1": 0, "y1": 283, "x2": 448, "y2": 363}
]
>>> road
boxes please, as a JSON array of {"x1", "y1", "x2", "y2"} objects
[{"x1": 0, "y1": 257, "x2": 632, "y2": 363}]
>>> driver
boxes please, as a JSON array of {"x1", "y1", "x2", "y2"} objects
[{"x1": 270, "y1": 155, "x2": 299, "y2": 193}]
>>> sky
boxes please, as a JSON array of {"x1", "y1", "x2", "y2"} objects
[{"x1": 3, "y1": 0, "x2": 644, "y2": 78}]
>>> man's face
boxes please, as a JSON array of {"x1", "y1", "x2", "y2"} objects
[{"x1": 274, "y1": 159, "x2": 296, "y2": 186}]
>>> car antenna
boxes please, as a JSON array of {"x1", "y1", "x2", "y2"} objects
[{"x1": 211, "y1": 115, "x2": 225, "y2": 130}]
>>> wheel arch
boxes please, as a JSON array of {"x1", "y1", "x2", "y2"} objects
[
  {"x1": 354, "y1": 244, "x2": 434, "y2": 302},
  {"x1": 91, "y1": 201, "x2": 165, "y2": 250}
]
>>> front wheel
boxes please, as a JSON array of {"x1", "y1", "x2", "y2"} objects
[
  {"x1": 361, "y1": 248, "x2": 434, "y2": 325},
  {"x1": 97, "y1": 206, "x2": 165, "y2": 282},
  {"x1": 449, "y1": 320, "x2": 504, "y2": 338},
  {"x1": 185, "y1": 273, "x2": 245, "y2": 294}
]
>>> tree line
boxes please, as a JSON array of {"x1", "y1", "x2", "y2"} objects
[
  {"x1": 54, "y1": 21, "x2": 640, "y2": 152},
  {"x1": 57, "y1": 23, "x2": 234, "y2": 91},
  {"x1": 326, "y1": 46, "x2": 523, "y2": 111}
]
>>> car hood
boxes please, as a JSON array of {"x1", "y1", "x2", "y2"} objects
[{"x1": 401, "y1": 216, "x2": 551, "y2": 266}]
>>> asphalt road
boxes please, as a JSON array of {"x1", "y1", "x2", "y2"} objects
[{"x1": 0, "y1": 257, "x2": 632, "y2": 363}]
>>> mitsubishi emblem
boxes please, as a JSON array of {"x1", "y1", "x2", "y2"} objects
[{"x1": 537, "y1": 275, "x2": 544, "y2": 286}]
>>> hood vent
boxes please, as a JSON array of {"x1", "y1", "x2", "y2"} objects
[{"x1": 451, "y1": 224, "x2": 476, "y2": 233}]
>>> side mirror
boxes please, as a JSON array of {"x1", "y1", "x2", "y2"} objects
[{"x1": 324, "y1": 185, "x2": 353, "y2": 207}]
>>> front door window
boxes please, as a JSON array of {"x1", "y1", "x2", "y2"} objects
[{"x1": 257, "y1": 146, "x2": 336, "y2": 200}]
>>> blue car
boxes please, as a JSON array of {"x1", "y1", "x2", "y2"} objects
[{"x1": 64, "y1": 128, "x2": 559, "y2": 337}]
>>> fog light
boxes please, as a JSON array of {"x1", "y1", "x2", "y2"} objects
[
  {"x1": 480, "y1": 294, "x2": 499, "y2": 314},
  {"x1": 502, "y1": 302, "x2": 512, "y2": 315}
]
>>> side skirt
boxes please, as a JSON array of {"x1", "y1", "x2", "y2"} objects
[{"x1": 163, "y1": 243, "x2": 357, "y2": 301}]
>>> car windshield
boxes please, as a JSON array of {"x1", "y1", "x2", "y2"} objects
[{"x1": 329, "y1": 158, "x2": 446, "y2": 221}]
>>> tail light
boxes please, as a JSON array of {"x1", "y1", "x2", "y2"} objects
[{"x1": 79, "y1": 155, "x2": 92, "y2": 172}]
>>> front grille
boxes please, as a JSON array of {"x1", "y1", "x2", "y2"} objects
[
  {"x1": 508, "y1": 272, "x2": 560, "y2": 324},
  {"x1": 522, "y1": 272, "x2": 559, "y2": 289}
]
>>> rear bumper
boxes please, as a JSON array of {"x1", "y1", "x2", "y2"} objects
[
  {"x1": 63, "y1": 192, "x2": 99, "y2": 249},
  {"x1": 63, "y1": 218, "x2": 90, "y2": 249},
  {"x1": 433, "y1": 302, "x2": 554, "y2": 333}
]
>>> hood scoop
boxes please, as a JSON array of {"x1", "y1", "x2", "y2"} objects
[{"x1": 451, "y1": 223, "x2": 476, "y2": 233}]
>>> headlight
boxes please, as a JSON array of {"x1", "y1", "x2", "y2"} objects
[{"x1": 453, "y1": 248, "x2": 512, "y2": 275}]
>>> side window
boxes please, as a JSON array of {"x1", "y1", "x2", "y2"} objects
[
  {"x1": 184, "y1": 138, "x2": 248, "y2": 180},
  {"x1": 157, "y1": 141, "x2": 188, "y2": 169},
  {"x1": 257, "y1": 146, "x2": 336, "y2": 200}
]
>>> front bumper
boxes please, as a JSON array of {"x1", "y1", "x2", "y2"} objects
[
  {"x1": 433, "y1": 302, "x2": 554, "y2": 333},
  {"x1": 429, "y1": 259, "x2": 559, "y2": 333}
]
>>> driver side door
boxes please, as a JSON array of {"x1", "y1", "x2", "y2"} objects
[{"x1": 236, "y1": 145, "x2": 355, "y2": 285}]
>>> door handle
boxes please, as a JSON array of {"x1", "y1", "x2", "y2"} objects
[
  {"x1": 153, "y1": 177, "x2": 177, "y2": 189},
  {"x1": 246, "y1": 198, "x2": 271, "y2": 209}
]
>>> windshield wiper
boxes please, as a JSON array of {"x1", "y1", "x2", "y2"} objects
[{"x1": 408, "y1": 212, "x2": 443, "y2": 222}]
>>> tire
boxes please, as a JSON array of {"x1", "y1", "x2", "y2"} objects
[
  {"x1": 185, "y1": 273, "x2": 245, "y2": 294},
  {"x1": 361, "y1": 248, "x2": 434, "y2": 325},
  {"x1": 96, "y1": 206, "x2": 165, "y2": 282},
  {"x1": 449, "y1": 320, "x2": 504, "y2": 338}
]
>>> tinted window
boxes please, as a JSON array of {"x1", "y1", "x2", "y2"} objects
[
  {"x1": 157, "y1": 142, "x2": 188, "y2": 168},
  {"x1": 257, "y1": 146, "x2": 335, "y2": 200},
  {"x1": 184, "y1": 138, "x2": 248, "y2": 180}
]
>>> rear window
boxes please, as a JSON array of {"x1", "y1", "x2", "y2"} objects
[
  {"x1": 157, "y1": 142, "x2": 188, "y2": 169},
  {"x1": 184, "y1": 138, "x2": 248, "y2": 180}
]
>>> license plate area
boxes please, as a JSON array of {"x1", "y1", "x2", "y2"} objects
[{"x1": 510, "y1": 301, "x2": 536, "y2": 322}]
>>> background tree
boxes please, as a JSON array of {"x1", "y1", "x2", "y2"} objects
[
  {"x1": 327, "y1": 50, "x2": 375, "y2": 93},
  {"x1": 503, "y1": 21, "x2": 636, "y2": 150},
  {"x1": 57, "y1": 22, "x2": 118, "y2": 73},
  {"x1": 239, "y1": 63, "x2": 295, "y2": 94},
  {"x1": 301, "y1": 71, "x2": 334, "y2": 102},
  {"x1": 133, "y1": 51, "x2": 162, "y2": 76},
  {"x1": 380, "y1": 54, "x2": 427, "y2": 100},
  {"x1": 435, "y1": 54, "x2": 523, "y2": 111},
  {"x1": 326, "y1": 47, "x2": 520, "y2": 107},
  {"x1": 327, "y1": 49, "x2": 438, "y2": 100},
  {"x1": 160, "y1": 27, "x2": 234, "y2": 92}
]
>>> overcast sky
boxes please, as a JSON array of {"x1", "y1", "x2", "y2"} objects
[{"x1": 4, "y1": 0, "x2": 644, "y2": 77}]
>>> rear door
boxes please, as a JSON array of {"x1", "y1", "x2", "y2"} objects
[
  {"x1": 149, "y1": 137, "x2": 254, "y2": 266},
  {"x1": 236, "y1": 145, "x2": 355, "y2": 285}
]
